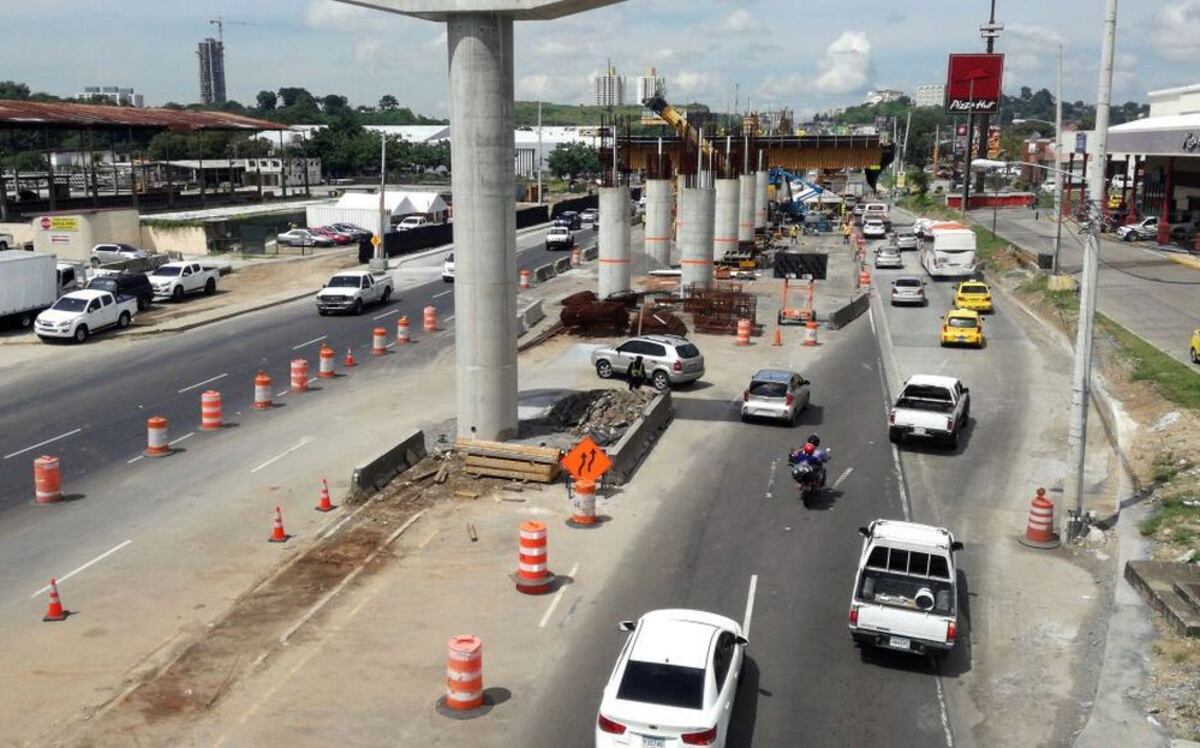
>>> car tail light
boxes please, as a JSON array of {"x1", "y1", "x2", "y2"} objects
[
  {"x1": 742, "y1": 389, "x2": 749, "y2": 402},
  {"x1": 946, "y1": 418, "x2": 954, "y2": 431},
  {"x1": 597, "y1": 714, "x2": 626, "y2": 734},
  {"x1": 785, "y1": 393, "x2": 794, "y2": 406},
  {"x1": 888, "y1": 410, "x2": 895, "y2": 425},
  {"x1": 942, "y1": 326, "x2": 949, "y2": 334},
  {"x1": 681, "y1": 726, "x2": 718, "y2": 745},
  {"x1": 849, "y1": 606, "x2": 859, "y2": 626},
  {"x1": 673, "y1": 360, "x2": 683, "y2": 372},
  {"x1": 946, "y1": 621, "x2": 957, "y2": 642}
]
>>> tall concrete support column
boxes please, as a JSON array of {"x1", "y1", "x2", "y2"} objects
[
  {"x1": 754, "y1": 169, "x2": 769, "y2": 232},
  {"x1": 738, "y1": 174, "x2": 756, "y2": 243},
  {"x1": 713, "y1": 178, "x2": 739, "y2": 263},
  {"x1": 598, "y1": 186, "x2": 631, "y2": 298},
  {"x1": 643, "y1": 179, "x2": 672, "y2": 266},
  {"x1": 677, "y1": 184, "x2": 715, "y2": 289},
  {"x1": 448, "y1": 13, "x2": 517, "y2": 441}
]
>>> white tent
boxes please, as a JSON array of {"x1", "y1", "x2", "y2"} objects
[{"x1": 306, "y1": 190, "x2": 449, "y2": 231}]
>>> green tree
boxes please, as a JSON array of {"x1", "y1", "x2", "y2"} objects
[
  {"x1": 0, "y1": 81, "x2": 31, "y2": 99},
  {"x1": 278, "y1": 87, "x2": 315, "y2": 109},
  {"x1": 906, "y1": 167, "x2": 929, "y2": 196},
  {"x1": 379, "y1": 94, "x2": 399, "y2": 111},
  {"x1": 256, "y1": 90, "x2": 277, "y2": 110},
  {"x1": 322, "y1": 94, "x2": 349, "y2": 114},
  {"x1": 4, "y1": 151, "x2": 46, "y2": 172},
  {"x1": 547, "y1": 142, "x2": 599, "y2": 179}
]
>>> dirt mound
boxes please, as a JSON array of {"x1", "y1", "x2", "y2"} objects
[{"x1": 544, "y1": 388, "x2": 655, "y2": 446}]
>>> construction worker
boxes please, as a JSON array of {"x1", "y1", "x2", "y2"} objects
[
  {"x1": 789, "y1": 224, "x2": 799, "y2": 244},
  {"x1": 841, "y1": 221, "x2": 852, "y2": 244},
  {"x1": 626, "y1": 355, "x2": 647, "y2": 391}
]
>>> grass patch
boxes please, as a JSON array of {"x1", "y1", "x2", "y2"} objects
[
  {"x1": 1099, "y1": 314, "x2": 1200, "y2": 410},
  {"x1": 1015, "y1": 272, "x2": 1079, "y2": 313},
  {"x1": 1139, "y1": 491, "x2": 1200, "y2": 543}
]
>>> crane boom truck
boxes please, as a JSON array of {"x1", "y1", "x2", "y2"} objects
[{"x1": 643, "y1": 95, "x2": 715, "y2": 163}]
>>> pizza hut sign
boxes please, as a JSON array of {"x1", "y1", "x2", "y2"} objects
[{"x1": 946, "y1": 54, "x2": 1005, "y2": 114}]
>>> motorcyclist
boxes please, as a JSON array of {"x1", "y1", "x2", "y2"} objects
[{"x1": 790, "y1": 435, "x2": 831, "y2": 487}]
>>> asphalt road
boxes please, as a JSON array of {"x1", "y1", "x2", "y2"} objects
[{"x1": 0, "y1": 225, "x2": 594, "y2": 514}]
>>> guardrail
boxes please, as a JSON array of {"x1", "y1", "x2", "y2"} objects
[
  {"x1": 350, "y1": 429, "x2": 427, "y2": 500},
  {"x1": 606, "y1": 391, "x2": 673, "y2": 485}
]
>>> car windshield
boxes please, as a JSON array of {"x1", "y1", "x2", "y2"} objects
[
  {"x1": 897, "y1": 385, "x2": 954, "y2": 411},
  {"x1": 52, "y1": 297, "x2": 88, "y2": 312},
  {"x1": 327, "y1": 276, "x2": 360, "y2": 288},
  {"x1": 675, "y1": 343, "x2": 700, "y2": 358},
  {"x1": 749, "y1": 381, "x2": 788, "y2": 398},
  {"x1": 960, "y1": 284, "x2": 988, "y2": 294},
  {"x1": 896, "y1": 228, "x2": 915, "y2": 236},
  {"x1": 894, "y1": 278, "x2": 922, "y2": 288},
  {"x1": 880, "y1": 248, "x2": 899, "y2": 256},
  {"x1": 616, "y1": 660, "x2": 705, "y2": 709},
  {"x1": 151, "y1": 267, "x2": 182, "y2": 276},
  {"x1": 948, "y1": 317, "x2": 978, "y2": 329},
  {"x1": 87, "y1": 279, "x2": 116, "y2": 292}
]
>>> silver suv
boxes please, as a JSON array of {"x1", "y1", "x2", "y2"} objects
[{"x1": 591, "y1": 334, "x2": 705, "y2": 390}]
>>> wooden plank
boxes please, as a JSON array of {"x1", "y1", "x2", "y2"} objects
[
  {"x1": 465, "y1": 455, "x2": 556, "y2": 472},
  {"x1": 455, "y1": 438, "x2": 561, "y2": 464},
  {"x1": 465, "y1": 466, "x2": 559, "y2": 483}
]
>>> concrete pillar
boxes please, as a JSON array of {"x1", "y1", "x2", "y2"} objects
[
  {"x1": 677, "y1": 184, "x2": 715, "y2": 289},
  {"x1": 598, "y1": 186, "x2": 631, "y2": 298},
  {"x1": 738, "y1": 174, "x2": 755, "y2": 243},
  {"x1": 643, "y1": 179, "x2": 672, "y2": 266},
  {"x1": 713, "y1": 178, "x2": 739, "y2": 263},
  {"x1": 448, "y1": 13, "x2": 517, "y2": 441},
  {"x1": 754, "y1": 170, "x2": 769, "y2": 231}
]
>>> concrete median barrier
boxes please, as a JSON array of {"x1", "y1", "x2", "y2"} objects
[
  {"x1": 553, "y1": 257, "x2": 572, "y2": 274},
  {"x1": 534, "y1": 263, "x2": 557, "y2": 282},
  {"x1": 826, "y1": 292, "x2": 871, "y2": 330},
  {"x1": 606, "y1": 391, "x2": 673, "y2": 485},
  {"x1": 582, "y1": 246, "x2": 599, "y2": 261},
  {"x1": 518, "y1": 298, "x2": 545, "y2": 334},
  {"x1": 350, "y1": 430, "x2": 427, "y2": 500}
]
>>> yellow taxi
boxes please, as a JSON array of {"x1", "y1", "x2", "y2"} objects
[
  {"x1": 1191, "y1": 328, "x2": 1200, "y2": 364},
  {"x1": 941, "y1": 308, "x2": 985, "y2": 348},
  {"x1": 953, "y1": 281, "x2": 994, "y2": 313}
]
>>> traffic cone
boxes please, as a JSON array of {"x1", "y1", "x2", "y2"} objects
[
  {"x1": 269, "y1": 505, "x2": 290, "y2": 543},
  {"x1": 42, "y1": 578, "x2": 68, "y2": 622},
  {"x1": 344, "y1": 347, "x2": 357, "y2": 367},
  {"x1": 772, "y1": 327, "x2": 783, "y2": 346},
  {"x1": 316, "y1": 479, "x2": 334, "y2": 512}
]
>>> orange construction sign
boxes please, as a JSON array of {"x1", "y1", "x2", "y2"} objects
[{"x1": 560, "y1": 436, "x2": 613, "y2": 482}]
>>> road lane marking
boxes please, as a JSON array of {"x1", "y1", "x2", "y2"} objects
[
  {"x1": 765, "y1": 458, "x2": 778, "y2": 499},
  {"x1": 443, "y1": 314, "x2": 455, "y2": 322},
  {"x1": 373, "y1": 308, "x2": 400, "y2": 320},
  {"x1": 250, "y1": 437, "x2": 312, "y2": 474},
  {"x1": 275, "y1": 389, "x2": 289, "y2": 397},
  {"x1": 742, "y1": 574, "x2": 759, "y2": 638},
  {"x1": 538, "y1": 562, "x2": 579, "y2": 628},
  {"x1": 169, "y1": 432, "x2": 194, "y2": 446},
  {"x1": 291, "y1": 335, "x2": 327, "y2": 350},
  {"x1": 177, "y1": 372, "x2": 228, "y2": 394},
  {"x1": 934, "y1": 673, "x2": 955, "y2": 746},
  {"x1": 418, "y1": 530, "x2": 439, "y2": 549},
  {"x1": 832, "y1": 467, "x2": 853, "y2": 489},
  {"x1": 4, "y1": 428, "x2": 83, "y2": 460},
  {"x1": 434, "y1": 290, "x2": 452, "y2": 298},
  {"x1": 127, "y1": 455, "x2": 144, "y2": 464},
  {"x1": 868, "y1": 308, "x2": 876, "y2": 335},
  {"x1": 31, "y1": 540, "x2": 132, "y2": 598}
]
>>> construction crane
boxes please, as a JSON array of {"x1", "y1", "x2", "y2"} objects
[
  {"x1": 210, "y1": 16, "x2": 255, "y2": 44},
  {"x1": 642, "y1": 95, "x2": 715, "y2": 165}
]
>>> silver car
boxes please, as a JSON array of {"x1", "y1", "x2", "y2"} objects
[
  {"x1": 875, "y1": 245, "x2": 904, "y2": 269},
  {"x1": 890, "y1": 276, "x2": 927, "y2": 306},
  {"x1": 591, "y1": 334, "x2": 705, "y2": 391},
  {"x1": 741, "y1": 369, "x2": 810, "y2": 424},
  {"x1": 90, "y1": 243, "x2": 147, "y2": 267},
  {"x1": 892, "y1": 226, "x2": 918, "y2": 250}
]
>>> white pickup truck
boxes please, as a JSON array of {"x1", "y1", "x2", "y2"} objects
[
  {"x1": 149, "y1": 261, "x2": 219, "y2": 301},
  {"x1": 0, "y1": 230, "x2": 14, "y2": 251},
  {"x1": 545, "y1": 225, "x2": 575, "y2": 250},
  {"x1": 316, "y1": 270, "x2": 394, "y2": 315},
  {"x1": 849, "y1": 519, "x2": 963, "y2": 658},
  {"x1": 888, "y1": 375, "x2": 970, "y2": 449},
  {"x1": 34, "y1": 289, "x2": 137, "y2": 343}
]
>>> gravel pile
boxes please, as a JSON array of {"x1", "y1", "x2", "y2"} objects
[{"x1": 544, "y1": 389, "x2": 656, "y2": 446}]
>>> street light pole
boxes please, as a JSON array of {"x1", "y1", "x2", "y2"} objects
[
  {"x1": 1053, "y1": 42, "x2": 1065, "y2": 273},
  {"x1": 1062, "y1": 0, "x2": 1118, "y2": 540}
]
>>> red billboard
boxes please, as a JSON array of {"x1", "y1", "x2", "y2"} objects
[{"x1": 946, "y1": 54, "x2": 1005, "y2": 113}]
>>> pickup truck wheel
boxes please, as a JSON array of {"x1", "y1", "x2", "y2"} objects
[
  {"x1": 352, "y1": 299, "x2": 363, "y2": 315},
  {"x1": 652, "y1": 371, "x2": 670, "y2": 391},
  {"x1": 73, "y1": 325, "x2": 89, "y2": 343},
  {"x1": 204, "y1": 278, "x2": 216, "y2": 295},
  {"x1": 172, "y1": 285, "x2": 184, "y2": 302},
  {"x1": 1122, "y1": 232, "x2": 1134, "y2": 242},
  {"x1": 382, "y1": 287, "x2": 392, "y2": 303},
  {"x1": 945, "y1": 429, "x2": 959, "y2": 450},
  {"x1": 90, "y1": 257, "x2": 101, "y2": 267},
  {"x1": 318, "y1": 309, "x2": 328, "y2": 317},
  {"x1": 888, "y1": 427, "x2": 902, "y2": 444},
  {"x1": 595, "y1": 360, "x2": 613, "y2": 379},
  {"x1": 116, "y1": 311, "x2": 131, "y2": 330}
]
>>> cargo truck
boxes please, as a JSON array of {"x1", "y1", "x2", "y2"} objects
[{"x1": 0, "y1": 252, "x2": 60, "y2": 328}]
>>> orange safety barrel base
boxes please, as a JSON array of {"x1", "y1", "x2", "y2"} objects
[{"x1": 1018, "y1": 488, "x2": 1061, "y2": 549}]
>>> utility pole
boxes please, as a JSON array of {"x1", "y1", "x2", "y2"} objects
[
  {"x1": 1063, "y1": 0, "x2": 1118, "y2": 541},
  {"x1": 536, "y1": 101, "x2": 543, "y2": 203},
  {"x1": 1052, "y1": 42, "x2": 1065, "y2": 273},
  {"x1": 975, "y1": 0, "x2": 1003, "y2": 193},
  {"x1": 375, "y1": 133, "x2": 387, "y2": 268}
]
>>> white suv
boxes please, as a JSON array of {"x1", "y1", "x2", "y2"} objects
[{"x1": 442, "y1": 252, "x2": 454, "y2": 283}]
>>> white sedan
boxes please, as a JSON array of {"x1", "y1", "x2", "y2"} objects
[
  {"x1": 596, "y1": 609, "x2": 746, "y2": 747},
  {"x1": 862, "y1": 219, "x2": 887, "y2": 238}
]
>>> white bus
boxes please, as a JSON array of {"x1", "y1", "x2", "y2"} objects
[{"x1": 921, "y1": 222, "x2": 977, "y2": 279}]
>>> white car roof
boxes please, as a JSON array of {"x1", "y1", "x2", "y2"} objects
[
  {"x1": 63, "y1": 289, "x2": 109, "y2": 301},
  {"x1": 867, "y1": 519, "x2": 956, "y2": 550},
  {"x1": 629, "y1": 609, "x2": 738, "y2": 669},
  {"x1": 905, "y1": 374, "x2": 960, "y2": 389}
]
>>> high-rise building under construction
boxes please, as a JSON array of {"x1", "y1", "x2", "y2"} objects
[{"x1": 197, "y1": 37, "x2": 226, "y2": 105}]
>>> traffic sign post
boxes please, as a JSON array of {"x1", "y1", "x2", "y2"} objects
[
  {"x1": 560, "y1": 436, "x2": 613, "y2": 483},
  {"x1": 369, "y1": 233, "x2": 387, "y2": 273}
]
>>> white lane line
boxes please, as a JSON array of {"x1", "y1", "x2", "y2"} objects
[
  {"x1": 433, "y1": 289, "x2": 452, "y2": 298},
  {"x1": 169, "y1": 432, "x2": 194, "y2": 446},
  {"x1": 742, "y1": 574, "x2": 759, "y2": 638},
  {"x1": 177, "y1": 372, "x2": 228, "y2": 394},
  {"x1": 832, "y1": 467, "x2": 854, "y2": 489},
  {"x1": 291, "y1": 335, "x2": 327, "y2": 351},
  {"x1": 935, "y1": 675, "x2": 955, "y2": 746},
  {"x1": 249, "y1": 437, "x2": 312, "y2": 474},
  {"x1": 373, "y1": 308, "x2": 400, "y2": 320},
  {"x1": 538, "y1": 562, "x2": 579, "y2": 629},
  {"x1": 275, "y1": 389, "x2": 289, "y2": 398},
  {"x1": 764, "y1": 458, "x2": 778, "y2": 499},
  {"x1": 4, "y1": 428, "x2": 83, "y2": 460},
  {"x1": 443, "y1": 314, "x2": 455, "y2": 322},
  {"x1": 891, "y1": 444, "x2": 912, "y2": 521},
  {"x1": 868, "y1": 308, "x2": 877, "y2": 336},
  {"x1": 31, "y1": 540, "x2": 132, "y2": 598}
]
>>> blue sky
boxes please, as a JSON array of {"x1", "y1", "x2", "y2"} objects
[{"x1": 0, "y1": 1, "x2": 1190, "y2": 117}]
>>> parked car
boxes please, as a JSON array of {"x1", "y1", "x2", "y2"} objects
[
  {"x1": 862, "y1": 219, "x2": 887, "y2": 238},
  {"x1": 331, "y1": 222, "x2": 373, "y2": 240},
  {"x1": 591, "y1": 334, "x2": 705, "y2": 391},
  {"x1": 890, "y1": 276, "x2": 927, "y2": 306},
  {"x1": 442, "y1": 252, "x2": 455, "y2": 283},
  {"x1": 397, "y1": 216, "x2": 430, "y2": 231},
  {"x1": 545, "y1": 225, "x2": 575, "y2": 250},
  {"x1": 595, "y1": 608, "x2": 747, "y2": 748},
  {"x1": 892, "y1": 225, "x2": 918, "y2": 250},
  {"x1": 149, "y1": 261, "x2": 219, "y2": 301},
  {"x1": 555, "y1": 211, "x2": 582, "y2": 230},
  {"x1": 580, "y1": 208, "x2": 599, "y2": 225},
  {"x1": 874, "y1": 245, "x2": 903, "y2": 269},
  {"x1": 87, "y1": 273, "x2": 154, "y2": 311},
  {"x1": 311, "y1": 226, "x2": 354, "y2": 245},
  {"x1": 35, "y1": 289, "x2": 136, "y2": 343},
  {"x1": 90, "y1": 243, "x2": 148, "y2": 267},
  {"x1": 849, "y1": 520, "x2": 963, "y2": 657},
  {"x1": 316, "y1": 270, "x2": 394, "y2": 315},
  {"x1": 952, "y1": 281, "x2": 993, "y2": 313},
  {"x1": 741, "y1": 369, "x2": 810, "y2": 424},
  {"x1": 277, "y1": 229, "x2": 334, "y2": 248},
  {"x1": 888, "y1": 374, "x2": 971, "y2": 448},
  {"x1": 940, "y1": 308, "x2": 985, "y2": 348}
]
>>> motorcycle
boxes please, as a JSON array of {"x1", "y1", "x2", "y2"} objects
[{"x1": 788, "y1": 449, "x2": 829, "y2": 506}]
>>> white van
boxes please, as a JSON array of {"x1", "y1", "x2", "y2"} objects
[
  {"x1": 863, "y1": 202, "x2": 890, "y2": 227},
  {"x1": 921, "y1": 223, "x2": 977, "y2": 279}
]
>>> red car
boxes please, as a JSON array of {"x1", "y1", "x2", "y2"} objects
[{"x1": 311, "y1": 226, "x2": 354, "y2": 245}]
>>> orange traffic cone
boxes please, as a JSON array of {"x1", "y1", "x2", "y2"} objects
[
  {"x1": 316, "y1": 479, "x2": 334, "y2": 512},
  {"x1": 269, "y1": 505, "x2": 290, "y2": 543},
  {"x1": 344, "y1": 347, "x2": 357, "y2": 367},
  {"x1": 42, "y1": 578, "x2": 68, "y2": 622},
  {"x1": 772, "y1": 327, "x2": 783, "y2": 346}
]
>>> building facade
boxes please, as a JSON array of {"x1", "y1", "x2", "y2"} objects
[
  {"x1": 915, "y1": 84, "x2": 945, "y2": 108},
  {"x1": 593, "y1": 63, "x2": 625, "y2": 107},
  {"x1": 197, "y1": 38, "x2": 226, "y2": 105},
  {"x1": 78, "y1": 86, "x2": 144, "y2": 107},
  {"x1": 635, "y1": 67, "x2": 666, "y2": 105}
]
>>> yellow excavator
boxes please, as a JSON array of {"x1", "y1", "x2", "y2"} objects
[{"x1": 643, "y1": 95, "x2": 715, "y2": 163}]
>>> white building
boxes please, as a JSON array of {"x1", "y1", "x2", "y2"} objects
[
  {"x1": 515, "y1": 126, "x2": 597, "y2": 179},
  {"x1": 78, "y1": 86, "x2": 144, "y2": 107},
  {"x1": 1147, "y1": 83, "x2": 1200, "y2": 117},
  {"x1": 306, "y1": 189, "x2": 449, "y2": 231},
  {"x1": 862, "y1": 89, "x2": 905, "y2": 106},
  {"x1": 915, "y1": 84, "x2": 945, "y2": 108},
  {"x1": 593, "y1": 63, "x2": 626, "y2": 107},
  {"x1": 635, "y1": 67, "x2": 666, "y2": 105}
]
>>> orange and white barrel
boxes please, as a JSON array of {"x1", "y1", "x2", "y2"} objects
[
  {"x1": 570, "y1": 479, "x2": 597, "y2": 526},
  {"x1": 571, "y1": 248, "x2": 582, "y2": 267},
  {"x1": 1024, "y1": 488, "x2": 1057, "y2": 545},
  {"x1": 858, "y1": 267, "x2": 871, "y2": 287},
  {"x1": 200, "y1": 390, "x2": 223, "y2": 430},
  {"x1": 423, "y1": 305, "x2": 437, "y2": 332},
  {"x1": 33, "y1": 455, "x2": 62, "y2": 504},
  {"x1": 145, "y1": 416, "x2": 169, "y2": 457},
  {"x1": 396, "y1": 316, "x2": 411, "y2": 344},
  {"x1": 804, "y1": 321, "x2": 818, "y2": 347},
  {"x1": 254, "y1": 370, "x2": 273, "y2": 409},
  {"x1": 318, "y1": 345, "x2": 336, "y2": 378},
  {"x1": 735, "y1": 318, "x2": 751, "y2": 346},
  {"x1": 290, "y1": 359, "x2": 309, "y2": 393},
  {"x1": 515, "y1": 520, "x2": 552, "y2": 594},
  {"x1": 519, "y1": 269, "x2": 532, "y2": 290},
  {"x1": 445, "y1": 635, "x2": 484, "y2": 711},
  {"x1": 371, "y1": 327, "x2": 388, "y2": 356}
]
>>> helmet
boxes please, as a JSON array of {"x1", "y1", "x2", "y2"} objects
[
  {"x1": 806, "y1": 434, "x2": 821, "y2": 447},
  {"x1": 802, "y1": 442, "x2": 816, "y2": 455}
]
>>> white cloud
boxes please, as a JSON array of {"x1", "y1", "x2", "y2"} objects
[
  {"x1": 724, "y1": 9, "x2": 759, "y2": 33},
  {"x1": 813, "y1": 31, "x2": 872, "y2": 94},
  {"x1": 1003, "y1": 23, "x2": 1065, "y2": 79},
  {"x1": 673, "y1": 70, "x2": 722, "y2": 97},
  {"x1": 305, "y1": 0, "x2": 376, "y2": 31},
  {"x1": 1157, "y1": 1, "x2": 1200, "y2": 61},
  {"x1": 516, "y1": 74, "x2": 575, "y2": 101}
]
